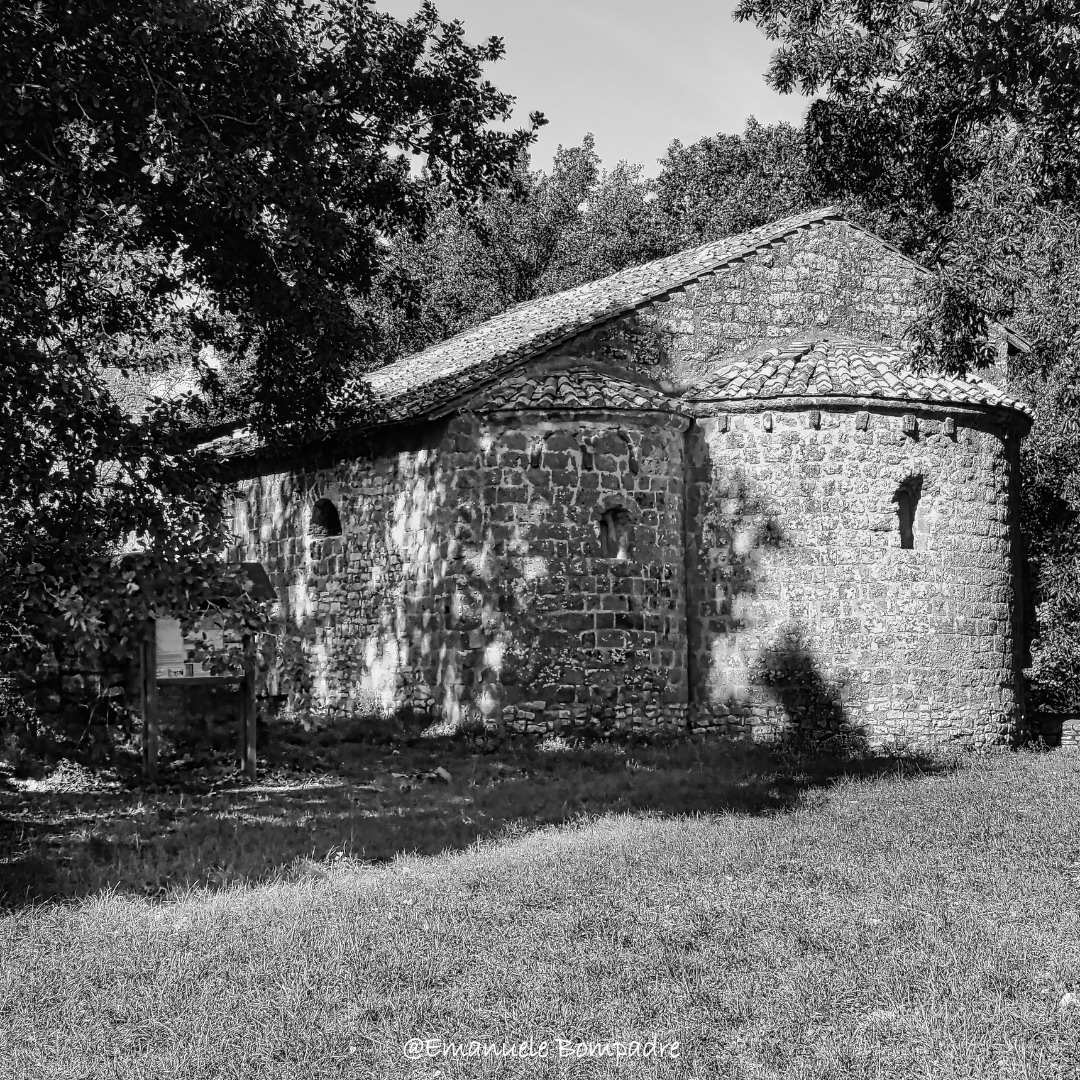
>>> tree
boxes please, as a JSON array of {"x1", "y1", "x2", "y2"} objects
[
  {"x1": 734, "y1": 0, "x2": 1080, "y2": 369},
  {"x1": 998, "y1": 195, "x2": 1080, "y2": 714},
  {"x1": 0, "y1": 0, "x2": 540, "y2": 740},
  {"x1": 734, "y1": 1, "x2": 1080, "y2": 213},
  {"x1": 372, "y1": 135, "x2": 670, "y2": 358},
  {"x1": 734, "y1": 0, "x2": 1080, "y2": 712},
  {"x1": 655, "y1": 118, "x2": 821, "y2": 248},
  {"x1": 371, "y1": 120, "x2": 819, "y2": 362}
]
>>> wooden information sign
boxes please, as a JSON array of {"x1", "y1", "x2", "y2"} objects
[{"x1": 137, "y1": 563, "x2": 274, "y2": 784}]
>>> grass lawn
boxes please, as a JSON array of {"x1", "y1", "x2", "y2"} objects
[{"x1": 2, "y1": 741, "x2": 1080, "y2": 1078}]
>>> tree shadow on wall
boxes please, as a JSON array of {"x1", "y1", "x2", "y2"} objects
[
  {"x1": 704, "y1": 474, "x2": 786, "y2": 634},
  {"x1": 686, "y1": 446, "x2": 870, "y2": 752},
  {"x1": 239, "y1": 418, "x2": 499, "y2": 735},
  {"x1": 746, "y1": 622, "x2": 866, "y2": 752}
]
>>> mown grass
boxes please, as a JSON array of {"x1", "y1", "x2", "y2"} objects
[
  {"x1": 2, "y1": 747, "x2": 1080, "y2": 1078},
  {"x1": 0, "y1": 737, "x2": 891, "y2": 905}
]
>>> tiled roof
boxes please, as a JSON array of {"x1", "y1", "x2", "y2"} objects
[
  {"x1": 369, "y1": 207, "x2": 845, "y2": 421},
  {"x1": 207, "y1": 206, "x2": 1033, "y2": 460},
  {"x1": 683, "y1": 339, "x2": 1032, "y2": 416},
  {"x1": 467, "y1": 368, "x2": 677, "y2": 413},
  {"x1": 211, "y1": 337, "x2": 1029, "y2": 462},
  {"x1": 200, "y1": 425, "x2": 257, "y2": 458}
]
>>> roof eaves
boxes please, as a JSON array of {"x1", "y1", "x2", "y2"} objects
[{"x1": 686, "y1": 389, "x2": 1032, "y2": 419}]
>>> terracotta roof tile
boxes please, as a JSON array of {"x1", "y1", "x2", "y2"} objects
[
  {"x1": 208, "y1": 205, "x2": 1034, "y2": 460},
  {"x1": 369, "y1": 207, "x2": 845, "y2": 421},
  {"x1": 468, "y1": 368, "x2": 677, "y2": 414},
  {"x1": 684, "y1": 339, "x2": 1032, "y2": 416},
  {"x1": 213, "y1": 338, "x2": 1029, "y2": 461}
]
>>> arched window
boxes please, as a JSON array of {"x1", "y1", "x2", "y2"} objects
[
  {"x1": 599, "y1": 506, "x2": 633, "y2": 560},
  {"x1": 310, "y1": 498, "x2": 342, "y2": 538},
  {"x1": 892, "y1": 477, "x2": 922, "y2": 549}
]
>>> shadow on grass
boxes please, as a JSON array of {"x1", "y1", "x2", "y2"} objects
[{"x1": 0, "y1": 728, "x2": 958, "y2": 909}]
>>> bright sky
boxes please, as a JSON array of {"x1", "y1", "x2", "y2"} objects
[{"x1": 375, "y1": 0, "x2": 811, "y2": 174}]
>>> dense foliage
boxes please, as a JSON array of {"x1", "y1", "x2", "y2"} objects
[
  {"x1": 0, "y1": 0, "x2": 539, "y2": 742},
  {"x1": 735, "y1": 0, "x2": 1080, "y2": 371},
  {"x1": 370, "y1": 120, "x2": 819, "y2": 359},
  {"x1": 1007, "y1": 203, "x2": 1080, "y2": 712},
  {"x1": 735, "y1": 1, "x2": 1080, "y2": 208},
  {"x1": 369, "y1": 136, "x2": 664, "y2": 358},
  {"x1": 655, "y1": 118, "x2": 821, "y2": 247}
]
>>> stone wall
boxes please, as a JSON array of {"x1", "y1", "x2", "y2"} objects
[
  {"x1": 226, "y1": 216, "x2": 1028, "y2": 746},
  {"x1": 230, "y1": 410, "x2": 689, "y2": 733},
  {"x1": 546, "y1": 218, "x2": 1012, "y2": 385},
  {"x1": 683, "y1": 402, "x2": 1025, "y2": 749},
  {"x1": 231, "y1": 422, "x2": 459, "y2": 720},
  {"x1": 468, "y1": 410, "x2": 689, "y2": 732},
  {"x1": 231, "y1": 396, "x2": 1026, "y2": 746}
]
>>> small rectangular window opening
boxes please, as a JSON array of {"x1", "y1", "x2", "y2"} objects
[
  {"x1": 896, "y1": 490, "x2": 914, "y2": 549},
  {"x1": 599, "y1": 507, "x2": 633, "y2": 560},
  {"x1": 893, "y1": 477, "x2": 922, "y2": 549}
]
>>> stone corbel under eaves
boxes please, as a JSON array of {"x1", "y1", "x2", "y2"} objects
[{"x1": 684, "y1": 394, "x2": 1032, "y2": 435}]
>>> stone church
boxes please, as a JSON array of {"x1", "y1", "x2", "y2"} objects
[{"x1": 219, "y1": 208, "x2": 1032, "y2": 749}]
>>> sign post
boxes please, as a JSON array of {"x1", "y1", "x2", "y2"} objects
[
  {"x1": 140, "y1": 621, "x2": 159, "y2": 784},
  {"x1": 241, "y1": 634, "x2": 257, "y2": 782}
]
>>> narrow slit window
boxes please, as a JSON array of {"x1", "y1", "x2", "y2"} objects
[
  {"x1": 892, "y1": 477, "x2": 921, "y2": 549},
  {"x1": 310, "y1": 498, "x2": 342, "y2": 538},
  {"x1": 599, "y1": 507, "x2": 633, "y2": 560},
  {"x1": 896, "y1": 490, "x2": 914, "y2": 549}
]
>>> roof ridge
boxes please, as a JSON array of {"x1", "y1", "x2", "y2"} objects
[{"x1": 367, "y1": 206, "x2": 845, "y2": 415}]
